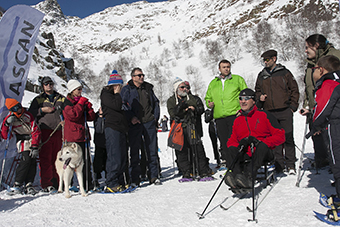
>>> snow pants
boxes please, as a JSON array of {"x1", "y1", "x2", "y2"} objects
[
  {"x1": 327, "y1": 122, "x2": 340, "y2": 198},
  {"x1": 39, "y1": 129, "x2": 62, "y2": 188},
  {"x1": 15, "y1": 150, "x2": 37, "y2": 186}
]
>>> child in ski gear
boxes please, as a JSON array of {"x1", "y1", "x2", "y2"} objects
[
  {"x1": 1, "y1": 98, "x2": 41, "y2": 194},
  {"x1": 28, "y1": 76, "x2": 72, "y2": 192},
  {"x1": 100, "y1": 71, "x2": 129, "y2": 193},
  {"x1": 300, "y1": 34, "x2": 340, "y2": 170},
  {"x1": 311, "y1": 55, "x2": 340, "y2": 199},
  {"x1": 167, "y1": 78, "x2": 212, "y2": 181},
  {"x1": 63, "y1": 79, "x2": 95, "y2": 191},
  {"x1": 224, "y1": 89, "x2": 285, "y2": 193},
  {"x1": 255, "y1": 50, "x2": 299, "y2": 174}
]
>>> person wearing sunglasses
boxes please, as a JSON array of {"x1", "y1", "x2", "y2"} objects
[
  {"x1": 255, "y1": 49, "x2": 299, "y2": 175},
  {"x1": 311, "y1": 55, "x2": 340, "y2": 199},
  {"x1": 224, "y1": 88, "x2": 285, "y2": 193},
  {"x1": 300, "y1": 34, "x2": 340, "y2": 171},
  {"x1": 28, "y1": 76, "x2": 72, "y2": 193},
  {"x1": 121, "y1": 67, "x2": 161, "y2": 186},
  {"x1": 205, "y1": 59, "x2": 247, "y2": 170},
  {"x1": 63, "y1": 79, "x2": 95, "y2": 191},
  {"x1": 167, "y1": 78, "x2": 213, "y2": 181},
  {"x1": 1, "y1": 98, "x2": 41, "y2": 195}
]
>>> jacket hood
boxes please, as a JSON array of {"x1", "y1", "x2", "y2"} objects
[
  {"x1": 315, "y1": 70, "x2": 340, "y2": 90},
  {"x1": 127, "y1": 79, "x2": 154, "y2": 90},
  {"x1": 259, "y1": 63, "x2": 286, "y2": 77}
]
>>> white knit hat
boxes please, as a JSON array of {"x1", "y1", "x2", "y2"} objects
[
  {"x1": 173, "y1": 77, "x2": 184, "y2": 93},
  {"x1": 67, "y1": 79, "x2": 82, "y2": 93}
]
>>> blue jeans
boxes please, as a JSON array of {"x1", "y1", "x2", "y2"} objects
[{"x1": 105, "y1": 127, "x2": 127, "y2": 188}]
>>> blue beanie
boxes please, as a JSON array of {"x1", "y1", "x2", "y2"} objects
[{"x1": 108, "y1": 70, "x2": 123, "y2": 85}]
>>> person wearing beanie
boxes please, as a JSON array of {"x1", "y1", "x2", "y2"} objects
[
  {"x1": 121, "y1": 67, "x2": 161, "y2": 186},
  {"x1": 205, "y1": 59, "x2": 247, "y2": 169},
  {"x1": 28, "y1": 76, "x2": 72, "y2": 192},
  {"x1": 63, "y1": 79, "x2": 95, "y2": 191},
  {"x1": 223, "y1": 88, "x2": 285, "y2": 194},
  {"x1": 100, "y1": 70, "x2": 129, "y2": 192},
  {"x1": 167, "y1": 80, "x2": 213, "y2": 181},
  {"x1": 255, "y1": 50, "x2": 299, "y2": 175},
  {"x1": 1, "y1": 98, "x2": 41, "y2": 195}
]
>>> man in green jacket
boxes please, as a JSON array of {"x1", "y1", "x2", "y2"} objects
[
  {"x1": 300, "y1": 34, "x2": 340, "y2": 170},
  {"x1": 205, "y1": 60, "x2": 247, "y2": 168}
]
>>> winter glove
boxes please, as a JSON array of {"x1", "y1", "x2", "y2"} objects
[
  {"x1": 29, "y1": 147, "x2": 39, "y2": 159},
  {"x1": 86, "y1": 101, "x2": 92, "y2": 110},
  {"x1": 78, "y1": 97, "x2": 88, "y2": 106},
  {"x1": 175, "y1": 99, "x2": 188, "y2": 115},
  {"x1": 238, "y1": 137, "x2": 249, "y2": 150},
  {"x1": 247, "y1": 136, "x2": 260, "y2": 147},
  {"x1": 5, "y1": 114, "x2": 16, "y2": 126}
]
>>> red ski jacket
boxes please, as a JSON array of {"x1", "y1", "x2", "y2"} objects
[{"x1": 227, "y1": 105, "x2": 285, "y2": 156}]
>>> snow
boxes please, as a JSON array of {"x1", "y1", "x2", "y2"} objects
[{"x1": 0, "y1": 98, "x2": 334, "y2": 226}]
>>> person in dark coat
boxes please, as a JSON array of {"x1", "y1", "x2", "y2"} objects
[
  {"x1": 311, "y1": 55, "x2": 340, "y2": 198},
  {"x1": 93, "y1": 107, "x2": 107, "y2": 187},
  {"x1": 63, "y1": 79, "x2": 95, "y2": 191},
  {"x1": 167, "y1": 78, "x2": 212, "y2": 181},
  {"x1": 100, "y1": 70, "x2": 129, "y2": 193},
  {"x1": 121, "y1": 67, "x2": 161, "y2": 186},
  {"x1": 28, "y1": 76, "x2": 72, "y2": 192}
]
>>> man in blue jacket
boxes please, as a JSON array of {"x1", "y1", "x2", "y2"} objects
[{"x1": 121, "y1": 67, "x2": 161, "y2": 187}]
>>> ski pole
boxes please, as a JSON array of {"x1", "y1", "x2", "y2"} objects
[
  {"x1": 296, "y1": 118, "x2": 309, "y2": 187},
  {"x1": 0, "y1": 125, "x2": 12, "y2": 189},
  {"x1": 248, "y1": 143, "x2": 257, "y2": 223},
  {"x1": 197, "y1": 145, "x2": 244, "y2": 219}
]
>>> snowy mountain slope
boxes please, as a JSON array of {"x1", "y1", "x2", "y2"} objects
[{"x1": 0, "y1": 110, "x2": 335, "y2": 227}]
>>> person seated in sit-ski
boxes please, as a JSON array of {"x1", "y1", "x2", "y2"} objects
[{"x1": 222, "y1": 88, "x2": 285, "y2": 194}]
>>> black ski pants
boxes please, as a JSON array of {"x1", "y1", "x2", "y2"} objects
[{"x1": 15, "y1": 150, "x2": 37, "y2": 186}]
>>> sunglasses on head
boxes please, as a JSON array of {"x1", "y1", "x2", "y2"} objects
[
  {"x1": 239, "y1": 96, "x2": 253, "y2": 101},
  {"x1": 44, "y1": 82, "x2": 54, "y2": 86},
  {"x1": 10, "y1": 103, "x2": 22, "y2": 112},
  {"x1": 134, "y1": 73, "x2": 145, "y2": 77}
]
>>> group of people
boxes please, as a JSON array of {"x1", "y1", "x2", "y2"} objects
[{"x1": 1, "y1": 33, "x2": 340, "y2": 197}]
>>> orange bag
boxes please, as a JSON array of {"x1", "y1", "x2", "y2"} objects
[{"x1": 168, "y1": 121, "x2": 184, "y2": 151}]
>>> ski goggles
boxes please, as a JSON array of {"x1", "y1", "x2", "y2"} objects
[
  {"x1": 10, "y1": 103, "x2": 22, "y2": 112},
  {"x1": 239, "y1": 96, "x2": 254, "y2": 101}
]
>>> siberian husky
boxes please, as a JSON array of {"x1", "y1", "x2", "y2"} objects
[{"x1": 55, "y1": 142, "x2": 87, "y2": 198}]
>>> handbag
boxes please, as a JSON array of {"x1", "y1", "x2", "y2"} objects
[{"x1": 204, "y1": 109, "x2": 213, "y2": 123}]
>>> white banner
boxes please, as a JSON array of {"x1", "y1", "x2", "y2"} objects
[{"x1": 0, "y1": 5, "x2": 44, "y2": 160}]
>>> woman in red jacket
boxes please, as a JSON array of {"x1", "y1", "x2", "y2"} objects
[{"x1": 63, "y1": 79, "x2": 95, "y2": 191}]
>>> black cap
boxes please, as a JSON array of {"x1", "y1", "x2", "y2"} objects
[
  {"x1": 239, "y1": 88, "x2": 255, "y2": 99},
  {"x1": 261, "y1": 49, "x2": 277, "y2": 58},
  {"x1": 40, "y1": 76, "x2": 53, "y2": 85}
]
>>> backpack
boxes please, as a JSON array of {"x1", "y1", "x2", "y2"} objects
[{"x1": 167, "y1": 121, "x2": 184, "y2": 151}]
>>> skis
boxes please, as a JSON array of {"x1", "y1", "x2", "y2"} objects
[{"x1": 220, "y1": 192, "x2": 248, "y2": 210}]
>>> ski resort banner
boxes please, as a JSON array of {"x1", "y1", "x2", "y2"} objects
[{"x1": 0, "y1": 5, "x2": 44, "y2": 159}]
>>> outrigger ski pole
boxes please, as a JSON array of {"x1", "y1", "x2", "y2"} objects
[
  {"x1": 196, "y1": 145, "x2": 244, "y2": 219},
  {"x1": 0, "y1": 125, "x2": 12, "y2": 189}
]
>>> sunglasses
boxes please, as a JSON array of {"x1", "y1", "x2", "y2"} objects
[
  {"x1": 263, "y1": 58, "x2": 271, "y2": 62},
  {"x1": 312, "y1": 66, "x2": 321, "y2": 70},
  {"x1": 77, "y1": 87, "x2": 83, "y2": 91},
  {"x1": 179, "y1": 86, "x2": 188, "y2": 89},
  {"x1": 43, "y1": 82, "x2": 54, "y2": 86},
  {"x1": 239, "y1": 96, "x2": 253, "y2": 101},
  {"x1": 134, "y1": 74, "x2": 145, "y2": 77},
  {"x1": 10, "y1": 103, "x2": 22, "y2": 112}
]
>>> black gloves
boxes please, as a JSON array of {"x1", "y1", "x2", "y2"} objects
[
  {"x1": 238, "y1": 138, "x2": 249, "y2": 150},
  {"x1": 238, "y1": 136, "x2": 260, "y2": 150},
  {"x1": 247, "y1": 136, "x2": 260, "y2": 147},
  {"x1": 175, "y1": 99, "x2": 188, "y2": 115},
  {"x1": 29, "y1": 147, "x2": 39, "y2": 159},
  {"x1": 5, "y1": 114, "x2": 16, "y2": 126}
]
